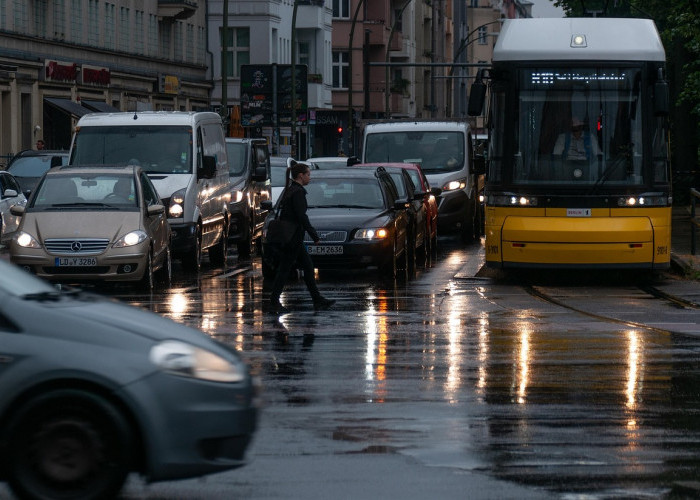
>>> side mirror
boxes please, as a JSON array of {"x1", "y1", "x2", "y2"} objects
[
  {"x1": 468, "y1": 78, "x2": 487, "y2": 117},
  {"x1": 261, "y1": 200, "x2": 273, "y2": 210},
  {"x1": 472, "y1": 155, "x2": 486, "y2": 176},
  {"x1": 198, "y1": 155, "x2": 217, "y2": 180},
  {"x1": 10, "y1": 204, "x2": 25, "y2": 216},
  {"x1": 147, "y1": 204, "x2": 165, "y2": 216},
  {"x1": 347, "y1": 156, "x2": 360, "y2": 166},
  {"x1": 393, "y1": 199, "x2": 410, "y2": 211},
  {"x1": 654, "y1": 79, "x2": 669, "y2": 116},
  {"x1": 50, "y1": 156, "x2": 63, "y2": 168},
  {"x1": 430, "y1": 187, "x2": 442, "y2": 197},
  {"x1": 252, "y1": 166, "x2": 268, "y2": 181},
  {"x1": 3, "y1": 188, "x2": 18, "y2": 198}
]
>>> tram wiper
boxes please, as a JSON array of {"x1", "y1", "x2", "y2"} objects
[{"x1": 589, "y1": 154, "x2": 628, "y2": 194}]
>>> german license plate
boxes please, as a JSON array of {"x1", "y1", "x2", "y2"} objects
[
  {"x1": 55, "y1": 257, "x2": 97, "y2": 266},
  {"x1": 307, "y1": 245, "x2": 343, "y2": 255}
]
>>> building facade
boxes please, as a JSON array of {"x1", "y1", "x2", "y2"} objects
[{"x1": 0, "y1": 1, "x2": 211, "y2": 157}]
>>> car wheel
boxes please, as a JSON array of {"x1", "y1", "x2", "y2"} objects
[
  {"x1": 156, "y1": 245, "x2": 172, "y2": 286},
  {"x1": 431, "y1": 227, "x2": 438, "y2": 261},
  {"x1": 460, "y1": 202, "x2": 478, "y2": 243},
  {"x1": 182, "y1": 225, "x2": 202, "y2": 272},
  {"x1": 139, "y1": 250, "x2": 154, "y2": 290},
  {"x1": 381, "y1": 236, "x2": 398, "y2": 281},
  {"x1": 5, "y1": 389, "x2": 133, "y2": 500},
  {"x1": 237, "y1": 219, "x2": 254, "y2": 258},
  {"x1": 209, "y1": 224, "x2": 229, "y2": 267},
  {"x1": 397, "y1": 234, "x2": 409, "y2": 281}
]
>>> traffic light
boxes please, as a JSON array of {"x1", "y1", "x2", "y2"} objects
[{"x1": 337, "y1": 125, "x2": 343, "y2": 135}]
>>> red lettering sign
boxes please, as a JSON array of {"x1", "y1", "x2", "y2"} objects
[{"x1": 45, "y1": 61, "x2": 77, "y2": 82}]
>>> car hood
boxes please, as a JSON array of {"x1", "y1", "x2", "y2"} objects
[
  {"x1": 306, "y1": 208, "x2": 392, "y2": 230},
  {"x1": 21, "y1": 210, "x2": 144, "y2": 240}
]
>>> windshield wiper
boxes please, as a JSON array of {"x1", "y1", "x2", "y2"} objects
[
  {"x1": 21, "y1": 291, "x2": 62, "y2": 302},
  {"x1": 49, "y1": 202, "x2": 113, "y2": 208}
]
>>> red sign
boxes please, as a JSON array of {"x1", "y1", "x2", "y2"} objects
[
  {"x1": 45, "y1": 60, "x2": 77, "y2": 83},
  {"x1": 82, "y1": 65, "x2": 110, "y2": 86}
]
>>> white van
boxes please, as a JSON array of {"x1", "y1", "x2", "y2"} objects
[
  {"x1": 361, "y1": 120, "x2": 485, "y2": 242},
  {"x1": 69, "y1": 111, "x2": 231, "y2": 270}
]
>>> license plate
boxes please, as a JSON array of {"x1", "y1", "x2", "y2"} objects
[
  {"x1": 55, "y1": 257, "x2": 97, "y2": 266},
  {"x1": 307, "y1": 245, "x2": 343, "y2": 255},
  {"x1": 566, "y1": 208, "x2": 591, "y2": 217}
]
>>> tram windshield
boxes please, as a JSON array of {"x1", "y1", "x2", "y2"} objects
[{"x1": 491, "y1": 66, "x2": 668, "y2": 188}]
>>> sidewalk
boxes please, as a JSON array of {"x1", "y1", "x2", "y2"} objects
[{"x1": 670, "y1": 205, "x2": 699, "y2": 277}]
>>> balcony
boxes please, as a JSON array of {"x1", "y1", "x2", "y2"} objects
[{"x1": 158, "y1": 0, "x2": 197, "y2": 20}]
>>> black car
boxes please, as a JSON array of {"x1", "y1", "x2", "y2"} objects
[
  {"x1": 261, "y1": 166, "x2": 413, "y2": 280},
  {"x1": 357, "y1": 164, "x2": 430, "y2": 273},
  {"x1": 6, "y1": 149, "x2": 69, "y2": 198}
]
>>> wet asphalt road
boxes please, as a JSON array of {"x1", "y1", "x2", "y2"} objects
[{"x1": 2, "y1": 237, "x2": 700, "y2": 499}]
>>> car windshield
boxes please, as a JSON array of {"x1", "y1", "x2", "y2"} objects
[
  {"x1": 306, "y1": 178, "x2": 384, "y2": 209},
  {"x1": 70, "y1": 125, "x2": 193, "y2": 174},
  {"x1": 271, "y1": 166, "x2": 287, "y2": 187},
  {"x1": 8, "y1": 155, "x2": 64, "y2": 176},
  {"x1": 364, "y1": 132, "x2": 465, "y2": 174},
  {"x1": 226, "y1": 142, "x2": 248, "y2": 177},
  {"x1": 31, "y1": 174, "x2": 138, "y2": 208},
  {"x1": 0, "y1": 260, "x2": 56, "y2": 296}
]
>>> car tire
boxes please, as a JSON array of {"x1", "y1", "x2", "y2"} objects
[
  {"x1": 209, "y1": 224, "x2": 229, "y2": 267},
  {"x1": 156, "y1": 245, "x2": 172, "y2": 286},
  {"x1": 5, "y1": 389, "x2": 133, "y2": 500},
  {"x1": 381, "y1": 236, "x2": 398, "y2": 281},
  {"x1": 237, "y1": 219, "x2": 254, "y2": 258},
  {"x1": 182, "y1": 225, "x2": 202, "y2": 272},
  {"x1": 139, "y1": 250, "x2": 154, "y2": 290}
]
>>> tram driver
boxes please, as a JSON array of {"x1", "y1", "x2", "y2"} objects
[{"x1": 552, "y1": 117, "x2": 602, "y2": 180}]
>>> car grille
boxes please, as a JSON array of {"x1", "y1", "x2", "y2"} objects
[
  {"x1": 304, "y1": 231, "x2": 347, "y2": 243},
  {"x1": 43, "y1": 266, "x2": 110, "y2": 274},
  {"x1": 44, "y1": 238, "x2": 110, "y2": 254}
]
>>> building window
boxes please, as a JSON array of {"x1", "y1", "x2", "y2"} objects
[
  {"x1": 478, "y1": 26, "x2": 488, "y2": 45},
  {"x1": 134, "y1": 10, "x2": 144, "y2": 55},
  {"x1": 470, "y1": 0, "x2": 479, "y2": 7},
  {"x1": 88, "y1": 0, "x2": 99, "y2": 45},
  {"x1": 104, "y1": 3, "x2": 115, "y2": 49},
  {"x1": 174, "y1": 21, "x2": 183, "y2": 61},
  {"x1": 34, "y1": 0, "x2": 47, "y2": 37},
  {"x1": 148, "y1": 14, "x2": 158, "y2": 57},
  {"x1": 118, "y1": 7, "x2": 129, "y2": 52},
  {"x1": 70, "y1": 0, "x2": 81, "y2": 43},
  {"x1": 53, "y1": 0, "x2": 65, "y2": 39},
  {"x1": 393, "y1": 9, "x2": 403, "y2": 32},
  {"x1": 186, "y1": 24, "x2": 194, "y2": 63},
  {"x1": 197, "y1": 27, "x2": 206, "y2": 65},
  {"x1": 332, "y1": 0, "x2": 349, "y2": 19},
  {"x1": 332, "y1": 51, "x2": 349, "y2": 89},
  {"x1": 159, "y1": 20, "x2": 171, "y2": 59},
  {"x1": 298, "y1": 41, "x2": 310, "y2": 69},
  {"x1": 220, "y1": 27, "x2": 250, "y2": 78},
  {"x1": 13, "y1": 0, "x2": 28, "y2": 32}
]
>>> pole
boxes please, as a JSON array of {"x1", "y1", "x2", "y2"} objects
[
  {"x1": 347, "y1": 0, "x2": 366, "y2": 156},
  {"x1": 384, "y1": 0, "x2": 413, "y2": 118},
  {"x1": 291, "y1": 0, "x2": 299, "y2": 158},
  {"x1": 220, "y1": 0, "x2": 229, "y2": 131},
  {"x1": 363, "y1": 29, "x2": 370, "y2": 119}
]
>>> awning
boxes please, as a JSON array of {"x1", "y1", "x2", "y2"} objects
[
  {"x1": 44, "y1": 97, "x2": 90, "y2": 118},
  {"x1": 81, "y1": 100, "x2": 120, "y2": 113}
]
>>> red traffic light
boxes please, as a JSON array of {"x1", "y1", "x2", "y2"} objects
[{"x1": 337, "y1": 126, "x2": 343, "y2": 134}]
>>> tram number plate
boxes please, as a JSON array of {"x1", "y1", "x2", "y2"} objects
[
  {"x1": 567, "y1": 208, "x2": 591, "y2": 217},
  {"x1": 307, "y1": 245, "x2": 343, "y2": 255},
  {"x1": 55, "y1": 257, "x2": 97, "y2": 266}
]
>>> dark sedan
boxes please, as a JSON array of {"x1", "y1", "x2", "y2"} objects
[
  {"x1": 6, "y1": 149, "x2": 69, "y2": 198},
  {"x1": 0, "y1": 260, "x2": 258, "y2": 499},
  {"x1": 261, "y1": 166, "x2": 412, "y2": 280}
]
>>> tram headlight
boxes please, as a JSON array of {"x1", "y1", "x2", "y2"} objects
[
  {"x1": 617, "y1": 194, "x2": 669, "y2": 207},
  {"x1": 442, "y1": 178, "x2": 466, "y2": 192},
  {"x1": 488, "y1": 194, "x2": 538, "y2": 206}
]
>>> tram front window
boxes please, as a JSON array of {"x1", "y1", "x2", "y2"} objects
[{"x1": 512, "y1": 67, "x2": 645, "y2": 187}]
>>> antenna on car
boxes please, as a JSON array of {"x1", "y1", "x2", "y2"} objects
[{"x1": 133, "y1": 111, "x2": 138, "y2": 120}]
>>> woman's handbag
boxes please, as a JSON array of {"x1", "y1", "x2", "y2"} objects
[{"x1": 266, "y1": 191, "x2": 296, "y2": 246}]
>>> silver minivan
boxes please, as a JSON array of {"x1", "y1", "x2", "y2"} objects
[{"x1": 69, "y1": 112, "x2": 231, "y2": 270}]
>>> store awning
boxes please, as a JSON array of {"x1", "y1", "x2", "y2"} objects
[
  {"x1": 44, "y1": 97, "x2": 90, "y2": 118},
  {"x1": 81, "y1": 100, "x2": 120, "y2": 113}
]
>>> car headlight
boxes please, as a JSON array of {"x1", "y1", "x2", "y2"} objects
[
  {"x1": 169, "y1": 188, "x2": 185, "y2": 218},
  {"x1": 113, "y1": 230, "x2": 148, "y2": 248},
  {"x1": 150, "y1": 340, "x2": 245, "y2": 383},
  {"x1": 15, "y1": 231, "x2": 41, "y2": 248},
  {"x1": 442, "y1": 178, "x2": 466, "y2": 192},
  {"x1": 355, "y1": 228, "x2": 389, "y2": 240}
]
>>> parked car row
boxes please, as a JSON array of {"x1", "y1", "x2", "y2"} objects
[{"x1": 260, "y1": 162, "x2": 441, "y2": 281}]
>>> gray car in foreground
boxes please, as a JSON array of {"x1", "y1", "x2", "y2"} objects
[{"x1": 0, "y1": 260, "x2": 258, "y2": 499}]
